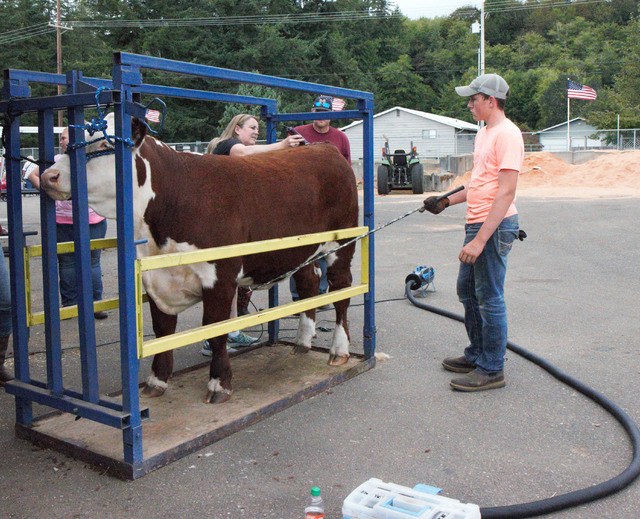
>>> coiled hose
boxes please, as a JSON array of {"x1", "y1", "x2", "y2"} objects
[{"x1": 405, "y1": 282, "x2": 640, "y2": 518}]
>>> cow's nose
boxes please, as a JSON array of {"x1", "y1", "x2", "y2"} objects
[{"x1": 44, "y1": 170, "x2": 59, "y2": 184}]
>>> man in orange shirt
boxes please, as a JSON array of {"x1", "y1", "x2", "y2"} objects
[{"x1": 423, "y1": 73, "x2": 524, "y2": 392}]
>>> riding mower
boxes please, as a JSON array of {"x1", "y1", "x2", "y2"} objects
[{"x1": 377, "y1": 140, "x2": 424, "y2": 195}]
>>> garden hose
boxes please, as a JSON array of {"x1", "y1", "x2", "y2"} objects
[{"x1": 405, "y1": 282, "x2": 640, "y2": 518}]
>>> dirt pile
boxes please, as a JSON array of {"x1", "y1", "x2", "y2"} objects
[{"x1": 454, "y1": 150, "x2": 640, "y2": 198}]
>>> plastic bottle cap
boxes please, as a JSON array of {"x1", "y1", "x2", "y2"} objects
[{"x1": 311, "y1": 486, "x2": 321, "y2": 497}]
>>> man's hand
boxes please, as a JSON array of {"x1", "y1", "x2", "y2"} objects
[
  {"x1": 422, "y1": 196, "x2": 449, "y2": 214},
  {"x1": 459, "y1": 237, "x2": 486, "y2": 264}
]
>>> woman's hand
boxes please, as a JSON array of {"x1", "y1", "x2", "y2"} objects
[{"x1": 282, "y1": 134, "x2": 306, "y2": 147}]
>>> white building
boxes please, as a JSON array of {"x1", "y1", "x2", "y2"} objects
[
  {"x1": 341, "y1": 106, "x2": 478, "y2": 161},
  {"x1": 534, "y1": 117, "x2": 603, "y2": 152}
]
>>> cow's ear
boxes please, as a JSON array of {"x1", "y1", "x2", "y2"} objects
[{"x1": 131, "y1": 118, "x2": 147, "y2": 147}]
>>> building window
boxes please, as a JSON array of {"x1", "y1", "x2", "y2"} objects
[{"x1": 423, "y1": 129, "x2": 437, "y2": 139}]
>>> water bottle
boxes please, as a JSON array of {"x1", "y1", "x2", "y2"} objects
[{"x1": 304, "y1": 486, "x2": 325, "y2": 519}]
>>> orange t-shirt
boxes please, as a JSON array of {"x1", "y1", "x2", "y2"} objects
[{"x1": 466, "y1": 118, "x2": 524, "y2": 224}]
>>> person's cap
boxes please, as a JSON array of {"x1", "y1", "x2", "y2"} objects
[
  {"x1": 455, "y1": 73, "x2": 510, "y2": 100},
  {"x1": 312, "y1": 95, "x2": 334, "y2": 112}
]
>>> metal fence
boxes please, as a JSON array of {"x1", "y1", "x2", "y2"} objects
[{"x1": 522, "y1": 128, "x2": 640, "y2": 152}]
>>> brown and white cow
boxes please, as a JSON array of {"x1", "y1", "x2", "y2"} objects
[{"x1": 41, "y1": 113, "x2": 358, "y2": 403}]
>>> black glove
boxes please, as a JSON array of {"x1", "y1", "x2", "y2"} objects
[{"x1": 422, "y1": 196, "x2": 449, "y2": 214}]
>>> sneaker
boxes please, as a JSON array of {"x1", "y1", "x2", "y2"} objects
[
  {"x1": 227, "y1": 332, "x2": 259, "y2": 347},
  {"x1": 450, "y1": 368, "x2": 505, "y2": 392},
  {"x1": 442, "y1": 355, "x2": 476, "y2": 373},
  {"x1": 201, "y1": 340, "x2": 237, "y2": 356},
  {"x1": 94, "y1": 311, "x2": 109, "y2": 320}
]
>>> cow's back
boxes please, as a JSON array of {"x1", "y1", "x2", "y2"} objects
[{"x1": 138, "y1": 141, "x2": 358, "y2": 249}]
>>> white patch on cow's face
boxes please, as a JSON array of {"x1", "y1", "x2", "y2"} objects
[
  {"x1": 40, "y1": 113, "x2": 132, "y2": 220},
  {"x1": 320, "y1": 241, "x2": 339, "y2": 267},
  {"x1": 295, "y1": 313, "x2": 315, "y2": 349},
  {"x1": 330, "y1": 323, "x2": 350, "y2": 358}
]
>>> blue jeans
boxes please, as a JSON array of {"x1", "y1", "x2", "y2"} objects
[
  {"x1": 289, "y1": 258, "x2": 329, "y2": 300},
  {"x1": 57, "y1": 220, "x2": 107, "y2": 307},
  {"x1": 456, "y1": 215, "x2": 519, "y2": 373},
  {"x1": 0, "y1": 252, "x2": 12, "y2": 337}
]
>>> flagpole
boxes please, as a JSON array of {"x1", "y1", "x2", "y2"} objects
[{"x1": 567, "y1": 78, "x2": 571, "y2": 152}]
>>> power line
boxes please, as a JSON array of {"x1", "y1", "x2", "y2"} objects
[
  {"x1": 486, "y1": 0, "x2": 607, "y2": 14},
  {"x1": 64, "y1": 10, "x2": 400, "y2": 29},
  {"x1": 0, "y1": 23, "x2": 58, "y2": 45}
]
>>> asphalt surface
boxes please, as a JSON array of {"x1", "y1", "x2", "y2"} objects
[{"x1": 1, "y1": 191, "x2": 639, "y2": 518}]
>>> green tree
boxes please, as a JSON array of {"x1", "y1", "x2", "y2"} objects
[{"x1": 375, "y1": 54, "x2": 437, "y2": 111}]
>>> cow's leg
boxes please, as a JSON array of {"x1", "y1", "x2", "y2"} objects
[
  {"x1": 142, "y1": 298, "x2": 178, "y2": 397},
  {"x1": 201, "y1": 276, "x2": 237, "y2": 404},
  {"x1": 325, "y1": 244, "x2": 355, "y2": 366},
  {"x1": 291, "y1": 264, "x2": 319, "y2": 355}
]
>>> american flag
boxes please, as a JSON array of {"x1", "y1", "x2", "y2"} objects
[
  {"x1": 145, "y1": 109, "x2": 161, "y2": 123},
  {"x1": 331, "y1": 97, "x2": 346, "y2": 111},
  {"x1": 567, "y1": 80, "x2": 597, "y2": 101}
]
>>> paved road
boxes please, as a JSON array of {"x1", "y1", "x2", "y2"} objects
[{"x1": 1, "y1": 192, "x2": 639, "y2": 518}]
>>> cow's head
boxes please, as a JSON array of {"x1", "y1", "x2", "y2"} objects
[{"x1": 41, "y1": 113, "x2": 147, "y2": 219}]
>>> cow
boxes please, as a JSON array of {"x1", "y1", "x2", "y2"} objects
[{"x1": 40, "y1": 113, "x2": 358, "y2": 404}]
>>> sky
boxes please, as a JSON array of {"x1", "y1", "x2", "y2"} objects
[{"x1": 391, "y1": 0, "x2": 481, "y2": 20}]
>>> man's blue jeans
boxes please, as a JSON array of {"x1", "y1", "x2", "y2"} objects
[
  {"x1": 456, "y1": 215, "x2": 519, "y2": 374},
  {"x1": 57, "y1": 220, "x2": 107, "y2": 307}
]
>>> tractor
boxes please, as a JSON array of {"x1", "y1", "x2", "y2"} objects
[{"x1": 377, "y1": 140, "x2": 424, "y2": 195}]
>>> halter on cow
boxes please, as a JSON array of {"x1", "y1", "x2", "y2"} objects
[{"x1": 40, "y1": 113, "x2": 359, "y2": 404}]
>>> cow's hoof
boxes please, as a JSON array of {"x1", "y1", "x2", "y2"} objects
[
  {"x1": 328, "y1": 354, "x2": 350, "y2": 366},
  {"x1": 204, "y1": 390, "x2": 232, "y2": 404},
  {"x1": 291, "y1": 344, "x2": 311, "y2": 355},
  {"x1": 142, "y1": 384, "x2": 166, "y2": 398}
]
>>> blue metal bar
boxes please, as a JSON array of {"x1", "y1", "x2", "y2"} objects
[
  {"x1": 69, "y1": 76, "x2": 280, "y2": 118},
  {"x1": 133, "y1": 83, "x2": 278, "y2": 110},
  {"x1": 22, "y1": 378, "x2": 149, "y2": 416},
  {"x1": 5, "y1": 381, "x2": 133, "y2": 429},
  {"x1": 4, "y1": 108, "x2": 33, "y2": 426},
  {"x1": 263, "y1": 107, "x2": 281, "y2": 343},
  {"x1": 4, "y1": 69, "x2": 66, "y2": 87},
  {"x1": 112, "y1": 63, "x2": 144, "y2": 465},
  {"x1": 0, "y1": 91, "x2": 114, "y2": 113},
  {"x1": 116, "y1": 52, "x2": 374, "y2": 101},
  {"x1": 67, "y1": 71, "x2": 100, "y2": 403},
  {"x1": 362, "y1": 98, "x2": 376, "y2": 359},
  {"x1": 37, "y1": 110, "x2": 64, "y2": 396},
  {"x1": 270, "y1": 109, "x2": 363, "y2": 123}
]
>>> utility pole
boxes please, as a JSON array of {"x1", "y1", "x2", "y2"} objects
[{"x1": 56, "y1": 0, "x2": 63, "y2": 127}]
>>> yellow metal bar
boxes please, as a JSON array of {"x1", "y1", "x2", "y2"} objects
[
  {"x1": 27, "y1": 237, "x2": 118, "y2": 258},
  {"x1": 29, "y1": 296, "x2": 122, "y2": 325},
  {"x1": 140, "y1": 283, "x2": 368, "y2": 358},
  {"x1": 139, "y1": 226, "x2": 368, "y2": 272},
  {"x1": 360, "y1": 234, "x2": 369, "y2": 287},
  {"x1": 24, "y1": 238, "x2": 120, "y2": 326},
  {"x1": 24, "y1": 247, "x2": 33, "y2": 327},
  {"x1": 135, "y1": 259, "x2": 144, "y2": 358}
]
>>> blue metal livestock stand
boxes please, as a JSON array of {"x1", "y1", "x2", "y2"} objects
[{"x1": 0, "y1": 52, "x2": 376, "y2": 478}]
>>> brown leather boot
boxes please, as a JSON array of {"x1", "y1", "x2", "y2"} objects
[{"x1": 0, "y1": 334, "x2": 14, "y2": 384}]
